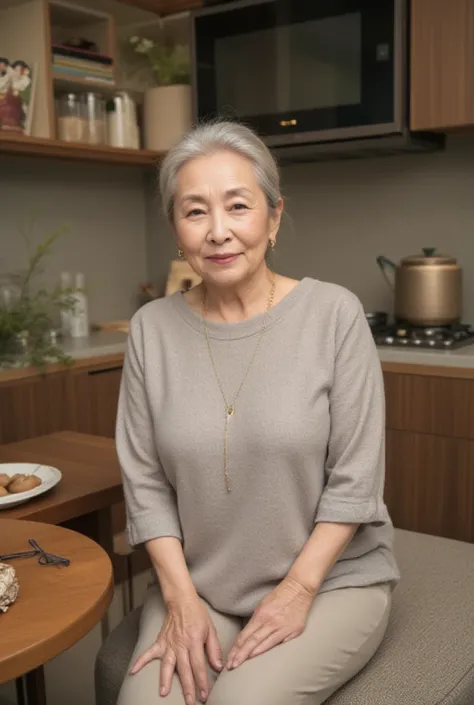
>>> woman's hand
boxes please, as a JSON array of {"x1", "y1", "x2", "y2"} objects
[
  {"x1": 130, "y1": 595, "x2": 223, "y2": 704},
  {"x1": 226, "y1": 576, "x2": 314, "y2": 670}
]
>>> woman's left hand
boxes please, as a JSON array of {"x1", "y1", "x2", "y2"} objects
[{"x1": 226, "y1": 576, "x2": 315, "y2": 670}]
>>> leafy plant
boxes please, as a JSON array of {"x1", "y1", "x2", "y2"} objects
[
  {"x1": 0, "y1": 217, "x2": 75, "y2": 371},
  {"x1": 128, "y1": 36, "x2": 190, "y2": 87}
]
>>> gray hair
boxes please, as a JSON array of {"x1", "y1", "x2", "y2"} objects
[{"x1": 159, "y1": 120, "x2": 281, "y2": 222}]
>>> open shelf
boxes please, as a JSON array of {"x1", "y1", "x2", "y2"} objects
[
  {"x1": 52, "y1": 72, "x2": 117, "y2": 93},
  {"x1": 0, "y1": 132, "x2": 163, "y2": 165}
]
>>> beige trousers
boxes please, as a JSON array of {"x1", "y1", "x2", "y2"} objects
[{"x1": 118, "y1": 583, "x2": 391, "y2": 705}]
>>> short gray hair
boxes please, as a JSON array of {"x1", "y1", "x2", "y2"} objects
[{"x1": 159, "y1": 120, "x2": 281, "y2": 222}]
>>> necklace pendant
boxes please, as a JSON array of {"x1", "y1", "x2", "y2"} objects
[{"x1": 227, "y1": 406, "x2": 235, "y2": 417}]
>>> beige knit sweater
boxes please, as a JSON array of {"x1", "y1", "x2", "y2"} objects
[{"x1": 116, "y1": 278, "x2": 399, "y2": 617}]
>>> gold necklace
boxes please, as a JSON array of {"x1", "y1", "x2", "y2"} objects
[{"x1": 202, "y1": 275, "x2": 276, "y2": 492}]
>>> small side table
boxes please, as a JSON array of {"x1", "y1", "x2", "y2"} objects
[{"x1": 0, "y1": 519, "x2": 113, "y2": 705}]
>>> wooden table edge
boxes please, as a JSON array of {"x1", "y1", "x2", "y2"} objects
[
  {"x1": 0, "y1": 560, "x2": 114, "y2": 683},
  {"x1": 1, "y1": 488, "x2": 124, "y2": 525}
]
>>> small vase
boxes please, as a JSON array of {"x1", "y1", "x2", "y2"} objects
[{"x1": 143, "y1": 84, "x2": 192, "y2": 152}]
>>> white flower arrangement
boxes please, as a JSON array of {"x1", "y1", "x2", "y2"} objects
[{"x1": 128, "y1": 35, "x2": 190, "y2": 87}]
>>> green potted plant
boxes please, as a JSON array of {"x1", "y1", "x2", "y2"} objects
[
  {"x1": 0, "y1": 220, "x2": 75, "y2": 371},
  {"x1": 129, "y1": 36, "x2": 192, "y2": 151}
]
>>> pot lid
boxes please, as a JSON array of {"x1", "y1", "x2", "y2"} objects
[{"x1": 401, "y1": 247, "x2": 457, "y2": 266}]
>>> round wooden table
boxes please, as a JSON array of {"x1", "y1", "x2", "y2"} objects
[{"x1": 0, "y1": 519, "x2": 113, "y2": 700}]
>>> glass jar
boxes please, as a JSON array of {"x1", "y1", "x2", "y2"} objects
[
  {"x1": 107, "y1": 91, "x2": 139, "y2": 149},
  {"x1": 57, "y1": 93, "x2": 86, "y2": 143},
  {"x1": 80, "y1": 92, "x2": 107, "y2": 145}
]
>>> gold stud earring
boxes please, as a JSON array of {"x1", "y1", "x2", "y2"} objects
[
  {"x1": 178, "y1": 248, "x2": 184, "y2": 260},
  {"x1": 269, "y1": 239, "x2": 276, "y2": 249}
]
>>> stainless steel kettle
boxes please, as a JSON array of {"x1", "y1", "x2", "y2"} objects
[{"x1": 376, "y1": 248, "x2": 462, "y2": 326}]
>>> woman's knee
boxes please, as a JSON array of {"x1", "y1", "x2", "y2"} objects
[{"x1": 207, "y1": 667, "x2": 293, "y2": 705}]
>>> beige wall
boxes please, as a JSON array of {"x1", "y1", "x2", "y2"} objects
[
  {"x1": 0, "y1": 156, "x2": 149, "y2": 325},
  {"x1": 3, "y1": 135, "x2": 474, "y2": 329},
  {"x1": 279, "y1": 133, "x2": 474, "y2": 323},
  {"x1": 147, "y1": 134, "x2": 474, "y2": 325}
]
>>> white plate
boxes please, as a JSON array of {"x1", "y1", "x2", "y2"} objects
[{"x1": 0, "y1": 463, "x2": 62, "y2": 510}]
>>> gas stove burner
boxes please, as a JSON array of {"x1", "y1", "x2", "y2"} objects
[{"x1": 374, "y1": 322, "x2": 474, "y2": 349}]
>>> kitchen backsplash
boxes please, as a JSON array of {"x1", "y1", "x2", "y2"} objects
[{"x1": 0, "y1": 156, "x2": 148, "y2": 324}]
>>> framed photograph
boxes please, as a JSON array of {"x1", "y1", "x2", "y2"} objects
[{"x1": 0, "y1": 57, "x2": 36, "y2": 135}]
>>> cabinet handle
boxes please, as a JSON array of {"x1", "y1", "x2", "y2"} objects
[{"x1": 87, "y1": 366, "x2": 123, "y2": 376}]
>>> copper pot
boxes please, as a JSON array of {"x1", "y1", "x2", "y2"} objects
[{"x1": 377, "y1": 248, "x2": 462, "y2": 326}]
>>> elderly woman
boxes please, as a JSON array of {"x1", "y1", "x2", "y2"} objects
[{"x1": 116, "y1": 121, "x2": 399, "y2": 705}]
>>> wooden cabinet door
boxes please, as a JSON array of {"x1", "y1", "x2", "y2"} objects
[
  {"x1": 385, "y1": 429, "x2": 474, "y2": 542},
  {"x1": 384, "y1": 372, "x2": 474, "y2": 440},
  {"x1": 0, "y1": 372, "x2": 75, "y2": 444},
  {"x1": 411, "y1": 0, "x2": 474, "y2": 130},
  {"x1": 71, "y1": 364, "x2": 123, "y2": 439}
]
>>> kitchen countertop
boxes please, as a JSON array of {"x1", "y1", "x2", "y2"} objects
[
  {"x1": 66, "y1": 334, "x2": 474, "y2": 369},
  {"x1": 0, "y1": 331, "x2": 129, "y2": 384},
  {"x1": 4, "y1": 331, "x2": 474, "y2": 382},
  {"x1": 377, "y1": 343, "x2": 474, "y2": 368},
  {"x1": 62, "y1": 330, "x2": 128, "y2": 360}
]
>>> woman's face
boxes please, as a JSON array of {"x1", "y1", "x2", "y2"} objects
[{"x1": 173, "y1": 150, "x2": 282, "y2": 288}]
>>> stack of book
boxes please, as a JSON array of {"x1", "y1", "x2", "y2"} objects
[{"x1": 52, "y1": 44, "x2": 114, "y2": 84}]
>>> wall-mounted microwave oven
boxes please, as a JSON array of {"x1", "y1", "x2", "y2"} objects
[{"x1": 191, "y1": 0, "x2": 444, "y2": 162}]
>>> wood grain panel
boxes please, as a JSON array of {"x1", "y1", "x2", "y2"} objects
[
  {"x1": 385, "y1": 429, "x2": 474, "y2": 542},
  {"x1": 381, "y1": 360, "x2": 474, "y2": 379},
  {"x1": 0, "y1": 133, "x2": 162, "y2": 165},
  {"x1": 0, "y1": 519, "x2": 113, "y2": 683},
  {"x1": 70, "y1": 365, "x2": 123, "y2": 438},
  {"x1": 0, "y1": 431, "x2": 122, "y2": 526},
  {"x1": 384, "y1": 372, "x2": 474, "y2": 440},
  {"x1": 0, "y1": 372, "x2": 75, "y2": 444},
  {"x1": 411, "y1": 0, "x2": 474, "y2": 130},
  {"x1": 0, "y1": 361, "x2": 123, "y2": 445}
]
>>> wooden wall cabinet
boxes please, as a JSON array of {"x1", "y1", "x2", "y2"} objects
[{"x1": 411, "y1": 0, "x2": 474, "y2": 131}]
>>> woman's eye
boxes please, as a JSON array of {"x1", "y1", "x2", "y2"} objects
[
  {"x1": 187, "y1": 208, "x2": 204, "y2": 217},
  {"x1": 231, "y1": 203, "x2": 248, "y2": 211}
]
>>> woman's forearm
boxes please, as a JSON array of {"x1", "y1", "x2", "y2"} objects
[
  {"x1": 288, "y1": 522, "x2": 359, "y2": 595},
  {"x1": 146, "y1": 536, "x2": 197, "y2": 605}
]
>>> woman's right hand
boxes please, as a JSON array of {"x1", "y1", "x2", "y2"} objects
[{"x1": 130, "y1": 594, "x2": 223, "y2": 704}]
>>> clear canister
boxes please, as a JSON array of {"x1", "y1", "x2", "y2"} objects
[
  {"x1": 80, "y1": 92, "x2": 107, "y2": 145},
  {"x1": 107, "y1": 91, "x2": 139, "y2": 149},
  {"x1": 57, "y1": 93, "x2": 86, "y2": 143}
]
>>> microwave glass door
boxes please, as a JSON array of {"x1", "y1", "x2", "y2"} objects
[{"x1": 193, "y1": 0, "x2": 398, "y2": 142}]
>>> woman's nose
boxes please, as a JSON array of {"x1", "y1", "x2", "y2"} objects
[{"x1": 208, "y1": 210, "x2": 231, "y2": 243}]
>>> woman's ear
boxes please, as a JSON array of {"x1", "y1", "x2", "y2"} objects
[{"x1": 269, "y1": 197, "x2": 284, "y2": 240}]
